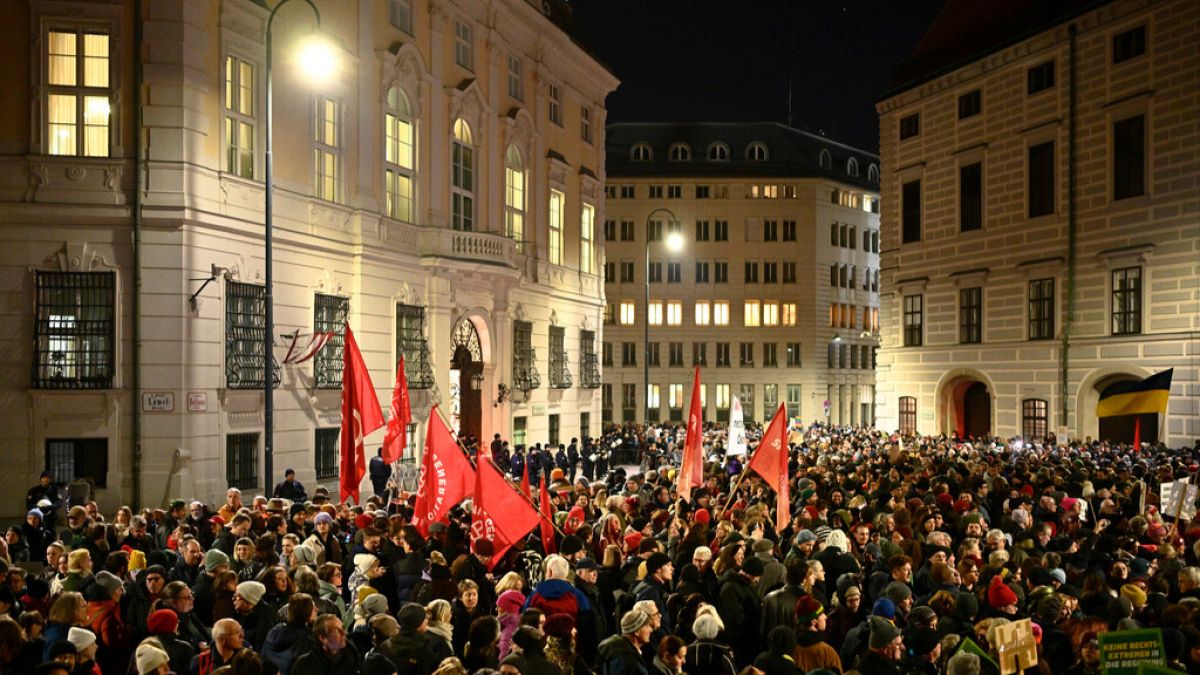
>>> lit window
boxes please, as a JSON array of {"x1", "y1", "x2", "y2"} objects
[
  {"x1": 619, "y1": 302, "x2": 635, "y2": 325},
  {"x1": 666, "y1": 302, "x2": 682, "y2": 326},
  {"x1": 782, "y1": 303, "x2": 797, "y2": 326},
  {"x1": 695, "y1": 301, "x2": 711, "y2": 326},
  {"x1": 648, "y1": 302, "x2": 663, "y2": 326},
  {"x1": 314, "y1": 95, "x2": 341, "y2": 201},
  {"x1": 715, "y1": 384, "x2": 730, "y2": 409},
  {"x1": 451, "y1": 118, "x2": 474, "y2": 230},
  {"x1": 385, "y1": 87, "x2": 416, "y2": 222},
  {"x1": 580, "y1": 203, "x2": 595, "y2": 273},
  {"x1": 713, "y1": 302, "x2": 729, "y2": 326},
  {"x1": 762, "y1": 302, "x2": 779, "y2": 326},
  {"x1": 669, "y1": 384, "x2": 684, "y2": 409},
  {"x1": 744, "y1": 301, "x2": 761, "y2": 327},
  {"x1": 46, "y1": 29, "x2": 112, "y2": 157},
  {"x1": 223, "y1": 55, "x2": 255, "y2": 177},
  {"x1": 504, "y1": 146, "x2": 525, "y2": 246},
  {"x1": 548, "y1": 189, "x2": 564, "y2": 265},
  {"x1": 647, "y1": 385, "x2": 661, "y2": 410}
]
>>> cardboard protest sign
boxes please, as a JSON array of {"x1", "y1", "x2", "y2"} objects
[
  {"x1": 995, "y1": 618, "x2": 1038, "y2": 675},
  {"x1": 1160, "y1": 480, "x2": 1198, "y2": 520},
  {"x1": 1099, "y1": 628, "x2": 1166, "y2": 675}
]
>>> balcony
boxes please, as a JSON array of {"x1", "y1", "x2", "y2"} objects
[{"x1": 418, "y1": 226, "x2": 517, "y2": 268}]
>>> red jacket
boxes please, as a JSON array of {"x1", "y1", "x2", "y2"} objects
[{"x1": 526, "y1": 579, "x2": 590, "y2": 621}]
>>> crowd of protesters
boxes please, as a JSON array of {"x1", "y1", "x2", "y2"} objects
[{"x1": 3, "y1": 420, "x2": 1200, "y2": 675}]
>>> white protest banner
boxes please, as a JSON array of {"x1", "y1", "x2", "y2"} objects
[
  {"x1": 726, "y1": 396, "x2": 747, "y2": 456},
  {"x1": 1161, "y1": 479, "x2": 1198, "y2": 521}
]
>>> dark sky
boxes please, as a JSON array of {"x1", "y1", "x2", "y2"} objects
[{"x1": 570, "y1": 0, "x2": 946, "y2": 154}]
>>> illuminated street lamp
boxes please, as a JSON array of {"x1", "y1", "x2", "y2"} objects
[{"x1": 644, "y1": 208, "x2": 683, "y2": 424}]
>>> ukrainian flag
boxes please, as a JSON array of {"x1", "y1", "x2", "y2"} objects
[{"x1": 1096, "y1": 369, "x2": 1173, "y2": 418}]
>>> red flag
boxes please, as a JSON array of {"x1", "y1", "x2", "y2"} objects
[
  {"x1": 677, "y1": 367, "x2": 704, "y2": 501},
  {"x1": 382, "y1": 357, "x2": 412, "y2": 463},
  {"x1": 339, "y1": 324, "x2": 385, "y2": 504},
  {"x1": 1133, "y1": 416, "x2": 1142, "y2": 451},
  {"x1": 539, "y1": 475, "x2": 557, "y2": 554},
  {"x1": 520, "y1": 460, "x2": 532, "y2": 500},
  {"x1": 411, "y1": 406, "x2": 476, "y2": 536},
  {"x1": 472, "y1": 458, "x2": 541, "y2": 569},
  {"x1": 747, "y1": 403, "x2": 790, "y2": 526}
]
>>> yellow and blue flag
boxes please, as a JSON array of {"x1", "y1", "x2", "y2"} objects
[{"x1": 1096, "y1": 369, "x2": 1173, "y2": 418}]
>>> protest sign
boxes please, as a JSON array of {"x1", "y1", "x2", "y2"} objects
[
  {"x1": 726, "y1": 396, "x2": 746, "y2": 456},
  {"x1": 1160, "y1": 479, "x2": 1198, "y2": 520},
  {"x1": 994, "y1": 618, "x2": 1038, "y2": 675},
  {"x1": 1099, "y1": 628, "x2": 1166, "y2": 675},
  {"x1": 1135, "y1": 664, "x2": 1185, "y2": 675}
]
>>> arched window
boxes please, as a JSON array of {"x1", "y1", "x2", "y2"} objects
[
  {"x1": 707, "y1": 143, "x2": 729, "y2": 161},
  {"x1": 631, "y1": 142, "x2": 652, "y2": 162},
  {"x1": 847, "y1": 157, "x2": 859, "y2": 177},
  {"x1": 451, "y1": 118, "x2": 474, "y2": 231},
  {"x1": 668, "y1": 142, "x2": 691, "y2": 161},
  {"x1": 746, "y1": 142, "x2": 769, "y2": 161},
  {"x1": 868, "y1": 163, "x2": 880, "y2": 182},
  {"x1": 384, "y1": 86, "x2": 415, "y2": 222},
  {"x1": 504, "y1": 145, "x2": 525, "y2": 248},
  {"x1": 818, "y1": 149, "x2": 832, "y2": 169}
]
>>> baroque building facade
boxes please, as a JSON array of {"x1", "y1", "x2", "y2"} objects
[
  {"x1": 603, "y1": 123, "x2": 880, "y2": 428},
  {"x1": 875, "y1": 0, "x2": 1199, "y2": 445},
  {"x1": 0, "y1": 0, "x2": 617, "y2": 516}
]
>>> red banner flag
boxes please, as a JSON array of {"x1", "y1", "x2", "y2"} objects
[
  {"x1": 411, "y1": 406, "x2": 476, "y2": 536},
  {"x1": 381, "y1": 357, "x2": 412, "y2": 463},
  {"x1": 747, "y1": 402, "x2": 790, "y2": 526},
  {"x1": 520, "y1": 460, "x2": 532, "y2": 501},
  {"x1": 471, "y1": 458, "x2": 541, "y2": 569},
  {"x1": 677, "y1": 366, "x2": 705, "y2": 501},
  {"x1": 539, "y1": 475, "x2": 557, "y2": 554},
  {"x1": 339, "y1": 324, "x2": 385, "y2": 504}
]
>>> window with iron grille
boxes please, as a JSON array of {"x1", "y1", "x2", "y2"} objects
[
  {"x1": 1022, "y1": 399, "x2": 1048, "y2": 441},
  {"x1": 1028, "y1": 278, "x2": 1055, "y2": 340},
  {"x1": 34, "y1": 271, "x2": 115, "y2": 389},
  {"x1": 225, "y1": 281, "x2": 279, "y2": 389},
  {"x1": 226, "y1": 433, "x2": 259, "y2": 490},
  {"x1": 899, "y1": 397, "x2": 917, "y2": 435},
  {"x1": 580, "y1": 330, "x2": 600, "y2": 388},
  {"x1": 313, "y1": 294, "x2": 349, "y2": 389},
  {"x1": 903, "y1": 294, "x2": 923, "y2": 347},
  {"x1": 549, "y1": 326, "x2": 572, "y2": 388},
  {"x1": 960, "y1": 287, "x2": 982, "y2": 344},
  {"x1": 396, "y1": 303, "x2": 434, "y2": 388},
  {"x1": 1112, "y1": 267, "x2": 1142, "y2": 335},
  {"x1": 314, "y1": 428, "x2": 339, "y2": 480},
  {"x1": 45, "y1": 438, "x2": 108, "y2": 488},
  {"x1": 513, "y1": 320, "x2": 539, "y2": 390}
]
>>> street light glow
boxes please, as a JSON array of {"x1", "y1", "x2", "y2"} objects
[
  {"x1": 665, "y1": 230, "x2": 684, "y2": 252},
  {"x1": 297, "y1": 34, "x2": 338, "y2": 82}
]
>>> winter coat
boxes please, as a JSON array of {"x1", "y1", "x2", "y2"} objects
[
  {"x1": 87, "y1": 599, "x2": 137, "y2": 675},
  {"x1": 683, "y1": 639, "x2": 736, "y2": 675},
  {"x1": 499, "y1": 612, "x2": 521, "y2": 659},
  {"x1": 375, "y1": 629, "x2": 439, "y2": 675},
  {"x1": 791, "y1": 630, "x2": 842, "y2": 674},
  {"x1": 716, "y1": 573, "x2": 761, "y2": 666},
  {"x1": 760, "y1": 584, "x2": 803, "y2": 639},
  {"x1": 598, "y1": 635, "x2": 649, "y2": 675},
  {"x1": 145, "y1": 634, "x2": 197, "y2": 675},
  {"x1": 527, "y1": 578, "x2": 592, "y2": 623},
  {"x1": 263, "y1": 622, "x2": 317, "y2": 675},
  {"x1": 291, "y1": 644, "x2": 362, "y2": 675}
]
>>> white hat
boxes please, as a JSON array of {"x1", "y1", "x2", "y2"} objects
[
  {"x1": 136, "y1": 643, "x2": 170, "y2": 674},
  {"x1": 67, "y1": 626, "x2": 96, "y2": 651},
  {"x1": 354, "y1": 553, "x2": 379, "y2": 576}
]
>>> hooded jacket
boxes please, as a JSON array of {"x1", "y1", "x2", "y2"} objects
[
  {"x1": 527, "y1": 578, "x2": 592, "y2": 621},
  {"x1": 791, "y1": 629, "x2": 842, "y2": 674},
  {"x1": 375, "y1": 629, "x2": 439, "y2": 675}
]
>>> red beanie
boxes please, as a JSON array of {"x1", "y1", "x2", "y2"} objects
[
  {"x1": 623, "y1": 532, "x2": 643, "y2": 550},
  {"x1": 988, "y1": 575, "x2": 1018, "y2": 609},
  {"x1": 146, "y1": 608, "x2": 179, "y2": 635},
  {"x1": 693, "y1": 508, "x2": 711, "y2": 525}
]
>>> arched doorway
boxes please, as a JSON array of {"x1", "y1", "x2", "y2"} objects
[
  {"x1": 962, "y1": 382, "x2": 990, "y2": 439},
  {"x1": 938, "y1": 372, "x2": 994, "y2": 439},
  {"x1": 1095, "y1": 374, "x2": 1158, "y2": 445},
  {"x1": 450, "y1": 318, "x2": 483, "y2": 444}
]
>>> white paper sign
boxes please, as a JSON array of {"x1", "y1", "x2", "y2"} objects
[
  {"x1": 1161, "y1": 479, "x2": 1199, "y2": 520},
  {"x1": 726, "y1": 396, "x2": 746, "y2": 456}
]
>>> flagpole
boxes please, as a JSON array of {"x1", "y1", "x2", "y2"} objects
[{"x1": 718, "y1": 466, "x2": 753, "y2": 519}]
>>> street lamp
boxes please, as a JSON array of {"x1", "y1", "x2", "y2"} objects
[
  {"x1": 644, "y1": 208, "x2": 682, "y2": 424},
  {"x1": 264, "y1": 0, "x2": 337, "y2": 491}
]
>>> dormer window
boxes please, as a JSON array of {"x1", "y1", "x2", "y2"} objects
[
  {"x1": 746, "y1": 142, "x2": 768, "y2": 161},
  {"x1": 668, "y1": 143, "x2": 691, "y2": 161},
  {"x1": 868, "y1": 163, "x2": 880, "y2": 182},
  {"x1": 707, "y1": 143, "x2": 729, "y2": 161},
  {"x1": 818, "y1": 149, "x2": 831, "y2": 169},
  {"x1": 847, "y1": 157, "x2": 859, "y2": 177},
  {"x1": 631, "y1": 142, "x2": 652, "y2": 162}
]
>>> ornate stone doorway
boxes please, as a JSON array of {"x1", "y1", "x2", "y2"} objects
[{"x1": 450, "y1": 317, "x2": 483, "y2": 444}]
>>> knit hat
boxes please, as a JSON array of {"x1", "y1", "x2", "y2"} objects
[
  {"x1": 871, "y1": 598, "x2": 897, "y2": 620},
  {"x1": 26, "y1": 508, "x2": 42, "y2": 520},
  {"x1": 146, "y1": 608, "x2": 179, "y2": 635},
  {"x1": 499, "y1": 654, "x2": 528, "y2": 674},
  {"x1": 48, "y1": 640, "x2": 77, "y2": 660},
  {"x1": 694, "y1": 508, "x2": 711, "y2": 524},
  {"x1": 544, "y1": 613, "x2": 576, "y2": 639},
  {"x1": 314, "y1": 512, "x2": 334, "y2": 526},
  {"x1": 236, "y1": 581, "x2": 266, "y2": 606},
  {"x1": 987, "y1": 575, "x2": 1018, "y2": 609},
  {"x1": 885, "y1": 581, "x2": 912, "y2": 603},
  {"x1": 623, "y1": 532, "x2": 643, "y2": 550},
  {"x1": 93, "y1": 571, "x2": 123, "y2": 599},
  {"x1": 560, "y1": 535, "x2": 584, "y2": 556},
  {"x1": 292, "y1": 544, "x2": 316, "y2": 567},
  {"x1": 513, "y1": 626, "x2": 546, "y2": 653},
  {"x1": 795, "y1": 529, "x2": 817, "y2": 544},
  {"x1": 907, "y1": 626, "x2": 940, "y2": 657},
  {"x1": 128, "y1": 549, "x2": 146, "y2": 571},
  {"x1": 204, "y1": 549, "x2": 230, "y2": 573},
  {"x1": 908, "y1": 606, "x2": 937, "y2": 627},
  {"x1": 693, "y1": 612, "x2": 722, "y2": 639},
  {"x1": 741, "y1": 556, "x2": 766, "y2": 577},
  {"x1": 841, "y1": 585, "x2": 862, "y2": 602},
  {"x1": 354, "y1": 553, "x2": 379, "y2": 576},
  {"x1": 620, "y1": 609, "x2": 650, "y2": 634},
  {"x1": 794, "y1": 595, "x2": 824, "y2": 623},
  {"x1": 1121, "y1": 584, "x2": 1148, "y2": 610},
  {"x1": 868, "y1": 615, "x2": 902, "y2": 649},
  {"x1": 362, "y1": 592, "x2": 389, "y2": 617},
  {"x1": 397, "y1": 603, "x2": 426, "y2": 631},
  {"x1": 645, "y1": 552, "x2": 672, "y2": 576},
  {"x1": 67, "y1": 626, "x2": 96, "y2": 651},
  {"x1": 498, "y1": 590, "x2": 526, "y2": 614},
  {"x1": 135, "y1": 643, "x2": 170, "y2": 674},
  {"x1": 947, "y1": 651, "x2": 981, "y2": 675}
]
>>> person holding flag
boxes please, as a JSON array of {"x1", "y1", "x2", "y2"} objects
[{"x1": 338, "y1": 324, "x2": 384, "y2": 504}]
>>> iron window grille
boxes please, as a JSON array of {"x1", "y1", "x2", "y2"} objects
[
  {"x1": 45, "y1": 438, "x2": 108, "y2": 488},
  {"x1": 1028, "y1": 278, "x2": 1056, "y2": 340},
  {"x1": 33, "y1": 271, "x2": 115, "y2": 389},
  {"x1": 396, "y1": 304, "x2": 435, "y2": 388},
  {"x1": 225, "y1": 281, "x2": 280, "y2": 389},
  {"x1": 226, "y1": 432, "x2": 259, "y2": 490},
  {"x1": 903, "y1": 294, "x2": 924, "y2": 347},
  {"x1": 960, "y1": 287, "x2": 982, "y2": 344},
  {"x1": 899, "y1": 397, "x2": 917, "y2": 435},
  {"x1": 315, "y1": 427, "x2": 339, "y2": 480},
  {"x1": 580, "y1": 330, "x2": 600, "y2": 388},
  {"x1": 513, "y1": 320, "x2": 540, "y2": 390},
  {"x1": 549, "y1": 325, "x2": 572, "y2": 388},
  {"x1": 1022, "y1": 399, "x2": 1048, "y2": 441},
  {"x1": 313, "y1": 294, "x2": 349, "y2": 389}
]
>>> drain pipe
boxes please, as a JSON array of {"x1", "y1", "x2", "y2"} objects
[
  {"x1": 1061, "y1": 24, "x2": 1078, "y2": 432},
  {"x1": 131, "y1": 0, "x2": 145, "y2": 507}
]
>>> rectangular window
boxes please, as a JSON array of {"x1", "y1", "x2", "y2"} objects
[
  {"x1": 960, "y1": 162, "x2": 983, "y2": 232},
  {"x1": 644, "y1": 386, "x2": 661, "y2": 423},
  {"x1": 762, "y1": 301, "x2": 779, "y2": 326},
  {"x1": 830, "y1": 264, "x2": 838, "y2": 288},
  {"x1": 713, "y1": 301, "x2": 729, "y2": 326},
  {"x1": 648, "y1": 185, "x2": 663, "y2": 199},
  {"x1": 548, "y1": 414, "x2": 560, "y2": 446},
  {"x1": 34, "y1": 271, "x2": 115, "y2": 389},
  {"x1": 603, "y1": 220, "x2": 616, "y2": 242},
  {"x1": 716, "y1": 343, "x2": 730, "y2": 367},
  {"x1": 648, "y1": 262, "x2": 662, "y2": 284},
  {"x1": 1112, "y1": 25, "x2": 1146, "y2": 64},
  {"x1": 513, "y1": 321, "x2": 539, "y2": 389},
  {"x1": 714, "y1": 220, "x2": 728, "y2": 241},
  {"x1": 620, "y1": 220, "x2": 635, "y2": 241},
  {"x1": 830, "y1": 222, "x2": 839, "y2": 247},
  {"x1": 620, "y1": 185, "x2": 635, "y2": 199},
  {"x1": 959, "y1": 287, "x2": 982, "y2": 344},
  {"x1": 667, "y1": 185, "x2": 682, "y2": 199},
  {"x1": 899, "y1": 397, "x2": 917, "y2": 435},
  {"x1": 314, "y1": 95, "x2": 341, "y2": 202},
  {"x1": 782, "y1": 262, "x2": 796, "y2": 284},
  {"x1": 1028, "y1": 278, "x2": 1055, "y2": 340},
  {"x1": 692, "y1": 342, "x2": 707, "y2": 367},
  {"x1": 899, "y1": 113, "x2": 920, "y2": 139},
  {"x1": 646, "y1": 343, "x2": 661, "y2": 368},
  {"x1": 580, "y1": 203, "x2": 595, "y2": 273},
  {"x1": 549, "y1": 325, "x2": 571, "y2": 388},
  {"x1": 455, "y1": 20, "x2": 473, "y2": 69},
  {"x1": 620, "y1": 261, "x2": 634, "y2": 283},
  {"x1": 744, "y1": 261, "x2": 759, "y2": 283},
  {"x1": 1027, "y1": 60, "x2": 1055, "y2": 94},
  {"x1": 695, "y1": 261, "x2": 710, "y2": 283},
  {"x1": 715, "y1": 385, "x2": 731, "y2": 420},
  {"x1": 647, "y1": 219, "x2": 662, "y2": 242},
  {"x1": 602, "y1": 341, "x2": 613, "y2": 367},
  {"x1": 744, "y1": 300, "x2": 761, "y2": 327},
  {"x1": 46, "y1": 29, "x2": 112, "y2": 157},
  {"x1": 45, "y1": 438, "x2": 108, "y2": 488},
  {"x1": 902, "y1": 180, "x2": 922, "y2": 243},
  {"x1": 580, "y1": 330, "x2": 600, "y2": 388},
  {"x1": 648, "y1": 301, "x2": 663, "y2": 326},
  {"x1": 1028, "y1": 142, "x2": 1055, "y2": 217},
  {"x1": 548, "y1": 83, "x2": 562, "y2": 125},
  {"x1": 389, "y1": 0, "x2": 413, "y2": 32},
  {"x1": 313, "y1": 294, "x2": 349, "y2": 389},
  {"x1": 601, "y1": 385, "x2": 612, "y2": 423},
  {"x1": 507, "y1": 55, "x2": 523, "y2": 100},
  {"x1": 621, "y1": 342, "x2": 637, "y2": 367},
  {"x1": 695, "y1": 301, "x2": 711, "y2": 326},
  {"x1": 958, "y1": 89, "x2": 981, "y2": 119},
  {"x1": 694, "y1": 185, "x2": 710, "y2": 199},
  {"x1": 1022, "y1": 399, "x2": 1049, "y2": 440},
  {"x1": 667, "y1": 262, "x2": 681, "y2": 283},
  {"x1": 849, "y1": 226, "x2": 857, "y2": 250},
  {"x1": 782, "y1": 303, "x2": 797, "y2": 326},
  {"x1": 786, "y1": 385, "x2": 802, "y2": 420},
  {"x1": 314, "y1": 428, "x2": 339, "y2": 480},
  {"x1": 763, "y1": 220, "x2": 778, "y2": 241},
  {"x1": 669, "y1": 384, "x2": 684, "y2": 417},
  {"x1": 669, "y1": 342, "x2": 684, "y2": 367},
  {"x1": 786, "y1": 342, "x2": 802, "y2": 367},
  {"x1": 226, "y1": 433, "x2": 259, "y2": 490},
  {"x1": 666, "y1": 302, "x2": 682, "y2": 326},
  {"x1": 782, "y1": 220, "x2": 797, "y2": 241},
  {"x1": 581, "y1": 106, "x2": 593, "y2": 144},
  {"x1": 226, "y1": 282, "x2": 275, "y2": 389},
  {"x1": 763, "y1": 343, "x2": 778, "y2": 367},
  {"x1": 714, "y1": 262, "x2": 728, "y2": 284},
  {"x1": 223, "y1": 55, "x2": 255, "y2": 178},
  {"x1": 695, "y1": 220, "x2": 710, "y2": 241},
  {"x1": 1111, "y1": 266, "x2": 1142, "y2": 335},
  {"x1": 903, "y1": 294, "x2": 923, "y2": 347},
  {"x1": 739, "y1": 343, "x2": 754, "y2": 367},
  {"x1": 621, "y1": 384, "x2": 636, "y2": 422},
  {"x1": 396, "y1": 303, "x2": 433, "y2": 388},
  {"x1": 763, "y1": 262, "x2": 778, "y2": 284},
  {"x1": 548, "y1": 189, "x2": 564, "y2": 265},
  {"x1": 1113, "y1": 115, "x2": 1145, "y2": 200},
  {"x1": 514, "y1": 416, "x2": 528, "y2": 446}
]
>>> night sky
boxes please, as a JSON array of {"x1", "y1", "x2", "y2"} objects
[{"x1": 570, "y1": 0, "x2": 946, "y2": 154}]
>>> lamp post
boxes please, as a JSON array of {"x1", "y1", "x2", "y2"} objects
[
  {"x1": 643, "y1": 208, "x2": 683, "y2": 424},
  {"x1": 264, "y1": 0, "x2": 335, "y2": 490}
]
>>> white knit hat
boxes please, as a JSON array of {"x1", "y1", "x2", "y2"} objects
[
  {"x1": 136, "y1": 643, "x2": 170, "y2": 674},
  {"x1": 354, "y1": 553, "x2": 379, "y2": 576},
  {"x1": 67, "y1": 626, "x2": 96, "y2": 651}
]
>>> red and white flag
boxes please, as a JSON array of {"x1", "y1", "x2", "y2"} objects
[
  {"x1": 539, "y1": 475, "x2": 557, "y2": 555},
  {"x1": 339, "y1": 324, "x2": 384, "y2": 504},
  {"x1": 677, "y1": 367, "x2": 705, "y2": 501},
  {"x1": 411, "y1": 406, "x2": 476, "y2": 536},
  {"x1": 471, "y1": 458, "x2": 541, "y2": 569},
  {"x1": 381, "y1": 357, "x2": 412, "y2": 463},
  {"x1": 747, "y1": 402, "x2": 790, "y2": 526}
]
